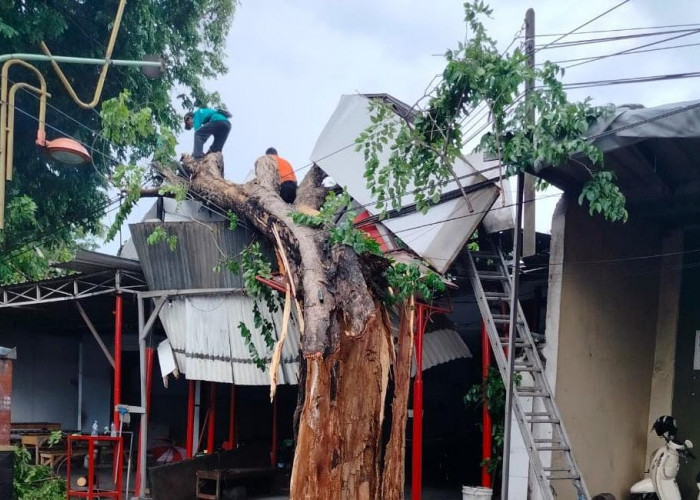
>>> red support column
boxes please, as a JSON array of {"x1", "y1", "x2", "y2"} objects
[
  {"x1": 146, "y1": 347, "x2": 155, "y2": 415},
  {"x1": 270, "y1": 394, "x2": 278, "y2": 466},
  {"x1": 412, "y1": 303, "x2": 426, "y2": 500},
  {"x1": 186, "y1": 380, "x2": 195, "y2": 458},
  {"x1": 113, "y1": 294, "x2": 123, "y2": 428},
  {"x1": 135, "y1": 347, "x2": 155, "y2": 494},
  {"x1": 481, "y1": 322, "x2": 493, "y2": 488},
  {"x1": 207, "y1": 382, "x2": 216, "y2": 453},
  {"x1": 225, "y1": 384, "x2": 236, "y2": 450}
]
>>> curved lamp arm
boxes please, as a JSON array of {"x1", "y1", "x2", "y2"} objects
[{"x1": 39, "y1": 0, "x2": 127, "y2": 109}]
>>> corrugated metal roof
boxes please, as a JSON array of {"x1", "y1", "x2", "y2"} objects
[
  {"x1": 411, "y1": 329, "x2": 472, "y2": 376},
  {"x1": 129, "y1": 221, "x2": 274, "y2": 291},
  {"x1": 158, "y1": 294, "x2": 301, "y2": 385},
  {"x1": 310, "y1": 94, "x2": 501, "y2": 273},
  {"x1": 55, "y1": 249, "x2": 142, "y2": 274}
]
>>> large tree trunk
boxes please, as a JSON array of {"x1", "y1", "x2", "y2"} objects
[{"x1": 169, "y1": 153, "x2": 414, "y2": 498}]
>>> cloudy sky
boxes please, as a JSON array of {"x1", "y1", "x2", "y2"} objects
[{"x1": 101, "y1": 0, "x2": 700, "y2": 254}]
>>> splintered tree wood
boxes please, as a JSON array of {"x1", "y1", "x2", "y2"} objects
[
  {"x1": 166, "y1": 153, "x2": 415, "y2": 499},
  {"x1": 290, "y1": 308, "x2": 389, "y2": 499}
]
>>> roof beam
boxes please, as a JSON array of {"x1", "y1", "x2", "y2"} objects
[{"x1": 75, "y1": 301, "x2": 115, "y2": 368}]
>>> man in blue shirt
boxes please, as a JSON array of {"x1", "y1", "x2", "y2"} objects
[{"x1": 184, "y1": 108, "x2": 231, "y2": 159}]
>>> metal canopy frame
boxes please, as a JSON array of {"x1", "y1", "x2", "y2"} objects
[{"x1": 0, "y1": 269, "x2": 146, "y2": 308}]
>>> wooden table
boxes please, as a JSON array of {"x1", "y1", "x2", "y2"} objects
[
  {"x1": 195, "y1": 467, "x2": 277, "y2": 500},
  {"x1": 21, "y1": 434, "x2": 50, "y2": 464}
]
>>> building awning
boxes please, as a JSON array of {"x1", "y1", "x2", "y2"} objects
[{"x1": 534, "y1": 99, "x2": 700, "y2": 222}]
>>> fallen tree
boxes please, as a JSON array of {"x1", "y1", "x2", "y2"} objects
[{"x1": 166, "y1": 152, "x2": 417, "y2": 498}]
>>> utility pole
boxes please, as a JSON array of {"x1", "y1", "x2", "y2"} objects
[{"x1": 501, "y1": 8, "x2": 534, "y2": 499}]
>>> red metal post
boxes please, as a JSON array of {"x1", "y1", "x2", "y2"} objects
[
  {"x1": 481, "y1": 321, "x2": 493, "y2": 488},
  {"x1": 412, "y1": 303, "x2": 426, "y2": 500},
  {"x1": 88, "y1": 437, "x2": 95, "y2": 499},
  {"x1": 207, "y1": 382, "x2": 216, "y2": 453},
  {"x1": 186, "y1": 380, "x2": 195, "y2": 458},
  {"x1": 270, "y1": 393, "x2": 278, "y2": 466},
  {"x1": 112, "y1": 294, "x2": 123, "y2": 428},
  {"x1": 226, "y1": 384, "x2": 236, "y2": 450},
  {"x1": 146, "y1": 347, "x2": 154, "y2": 415}
]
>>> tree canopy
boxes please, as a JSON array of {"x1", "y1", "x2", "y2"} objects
[{"x1": 0, "y1": 0, "x2": 237, "y2": 284}]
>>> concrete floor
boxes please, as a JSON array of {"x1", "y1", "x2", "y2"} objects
[{"x1": 249, "y1": 486, "x2": 464, "y2": 499}]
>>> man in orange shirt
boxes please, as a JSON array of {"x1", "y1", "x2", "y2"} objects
[{"x1": 266, "y1": 147, "x2": 297, "y2": 203}]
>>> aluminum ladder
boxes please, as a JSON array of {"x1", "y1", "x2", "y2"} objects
[{"x1": 466, "y1": 240, "x2": 590, "y2": 500}]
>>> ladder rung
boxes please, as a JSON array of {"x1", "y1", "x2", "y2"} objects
[
  {"x1": 484, "y1": 292, "x2": 509, "y2": 300},
  {"x1": 537, "y1": 445, "x2": 570, "y2": 451},
  {"x1": 498, "y1": 338, "x2": 529, "y2": 348},
  {"x1": 472, "y1": 251, "x2": 498, "y2": 259},
  {"x1": 527, "y1": 417, "x2": 560, "y2": 424},
  {"x1": 478, "y1": 271, "x2": 508, "y2": 280},
  {"x1": 544, "y1": 467, "x2": 572, "y2": 472},
  {"x1": 547, "y1": 474, "x2": 581, "y2": 481},
  {"x1": 514, "y1": 365, "x2": 540, "y2": 372}
]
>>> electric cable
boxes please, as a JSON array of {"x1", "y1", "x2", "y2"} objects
[
  {"x1": 535, "y1": 0, "x2": 631, "y2": 53},
  {"x1": 564, "y1": 28, "x2": 700, "y2": 69}
]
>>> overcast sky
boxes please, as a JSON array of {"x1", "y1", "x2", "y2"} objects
[{"x1": 101, "y1": 0, "x2": 700, "y2": 254}]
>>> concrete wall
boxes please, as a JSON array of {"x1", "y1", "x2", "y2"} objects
[
  {"x1": 672, "y1": 229, "x2": 700, "y2": 496},
  {"x1": 4, "y1": 329, "x2": 111, "y2": 431},
  {"x1": 546, "y1": 197, "x2": 662, "y2": 499}
]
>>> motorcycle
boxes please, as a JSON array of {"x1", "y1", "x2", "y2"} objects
[{"x1": 630, "y1": 416, "x2": 700, "y2": 500}]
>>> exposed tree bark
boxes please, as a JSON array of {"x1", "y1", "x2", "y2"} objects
[
  {"x1": 381, "y1": 303, "x2": 414, "y2": 499},
  {"x1": 164, "y1": 153, "x2": 415, "y2": 499}
]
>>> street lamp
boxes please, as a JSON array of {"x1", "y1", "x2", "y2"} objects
[
  {"x1": 0, "y1": 59, "x2": 95, "y2": 229},
  {"x1": 0, "y1": 0, "x2": 164, "y2": 230}
]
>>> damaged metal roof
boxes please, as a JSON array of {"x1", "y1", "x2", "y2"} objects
[{"x1": 157, "y1": 294, "x2": 301, "y2": 385}]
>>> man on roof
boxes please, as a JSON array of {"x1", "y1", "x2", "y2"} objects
[
  {"x1": 266, "y1": 147, "x2": 297, "y2": 204},
  {"x1": 184, "y1": 107, "x2": 232, "y2": 159}
]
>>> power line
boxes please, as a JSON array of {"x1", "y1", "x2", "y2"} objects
[
  {"x1": 535, "y1": 0, "x2": 631, "y2": 53},
  {"x1": 528, "y1": 23, "x2": 700, "y2": 38},
  {"x1": 564, "y1": 28, "x2": 700, "y2": 69},
  {"x1": 547, "y1": 41, "x2": 700, "y2": 66},
  {"x1": 561, "y1": 70, "x2": 700, "y2": 90},
  {"x1": 535, "y1": 27, "x2": 700, "y2": 50}
]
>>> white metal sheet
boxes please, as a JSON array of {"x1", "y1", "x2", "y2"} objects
[
  {"x1": 158, "y1": 294, "x2": 301, "y2": 385},
  {"x1": 156, "y1": 339, "x2": 178, "y2": 378},
  {"x1": 311, "y1": 94, "x2": 501, "y2": 273}
]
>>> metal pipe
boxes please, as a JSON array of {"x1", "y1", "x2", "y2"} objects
[
  {"x1": 7, "y1": 82, "x2": 50, "y2": 178},
  {"x1": 0, "y1": 53, "x2": 163, "y2": 67},
  {"x1": 113, "y1": 294, "x2": 123, "y2": 429},
  {"x1": 270, "y1": 394, "x2": 278, "y2": 466},
  {"x1": 411, "y1": 303, "x2": 426, "y2": 500},
  {"x1": 193, "y1": 381, "x2": 201, "y2": 454},
  {"x1": 186, "y1": 380, "x2": 195, "y2": 458},
  {"x1": 501, "y1": 173, "x2": 525, "y2": 499},
  {"x1": 228, "y1": 384, "x2": 236, "y2": 450},
  {"x1": 481, "y1": 321, "x2": 492, "y2": 488},
  {"x1": 207, "y1": 383, "x2": 216, "y2": 453},
  {"x1": 0, "y1": 59, "x2": 48, "y2": 228},
  {"x1": 502, "y1": 9, "x2": 534, "y2": 499},
  {"x1": 137, "y1": 295, "x2": 147, "y2": 498},
  {"x1": 77, "y1": 342, "x2": 83, "y2": 432},
  {"x1": 39, "y1": 0, "x2": 127, "y2": 109}
]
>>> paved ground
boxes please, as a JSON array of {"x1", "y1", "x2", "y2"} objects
[{"x1": 249, "y1": 486, "x2": 464, "y2": 499}]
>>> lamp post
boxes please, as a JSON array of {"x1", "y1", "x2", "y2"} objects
[
  {"x1": 0, "y1": 0, "x2": 164, "y2": 229},
  {"x1": 0, "y1": 54, "x2": 163, "y2": 229}
]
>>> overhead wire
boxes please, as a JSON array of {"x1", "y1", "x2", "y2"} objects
[
  {"x1": 535, "y1": 0, "x2": 631, "y2": 53},
  {"x1": 547, "y1": 41, "x2": 700, "y2": 66},
  {"x1": 564, "y1": 27, "x2": 700, "y2": 69},
  {"x1": 535, "y1": 27, "x2": 700, "y2": 50}
]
